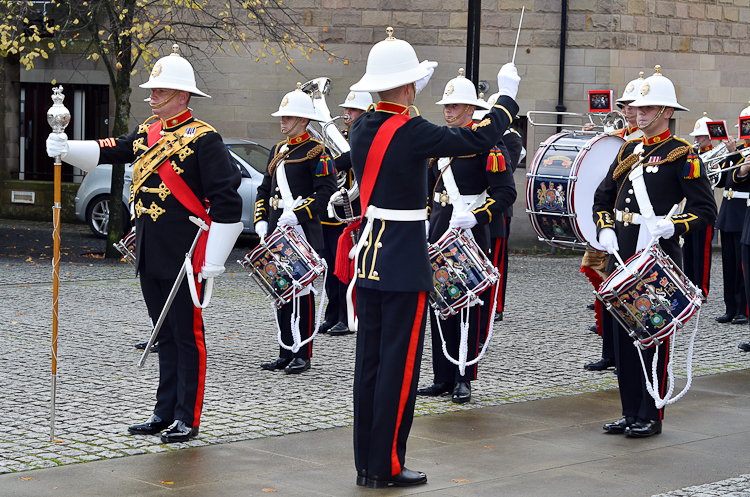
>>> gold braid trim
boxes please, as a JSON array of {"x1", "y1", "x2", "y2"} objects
[
  {"x1": 612, "y1": 143, "x2": 690, "y2": 181},
  {"x1": 268, "y1": 143, "x2": 324, "y2": 176},
  {"x1": 612, "y1": 154, "x2": 640, "y2": 181}
]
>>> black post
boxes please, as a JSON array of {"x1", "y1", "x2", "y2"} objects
[
  {"x1": 466, "y1": 0, "x2": 481, "y2": 88},
  {"x1": 556, "y1": 0, "x2": 568, "y2": 132}
]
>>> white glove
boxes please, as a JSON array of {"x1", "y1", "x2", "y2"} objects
[
  {"x1": 199, "y1": 263, "x2": 225, "y2": 281},
  {"x1": 278, "y1": 211, "x2": 299, "y2": 226},
  {"x1": 598, "y1": 228, "x2": 619, "y2": 254},
  {"x1": 497, "y1": 63, "x2": 521, "y2": 100},
  {"x1": 255, "y1": 220, "x2": 268, "y2": 240},
  {"x1": 449, "y1": 211, "x2": 478, "y2": 230},
  {"x1": 199, "y1": 221, "x2": 243, "y2": 282},
  {"x1": 425, "y1": 220, "x2": 430, "y2": 237},
  {"x1": 46, "y1": 132, "x2": 68, "y2": 159},
  {"x1": 651, "y1": 218, "x2": 675, "y2": 239},
  {"x1": 415, "y1": 60, "x2": 438, "y2": 95}
]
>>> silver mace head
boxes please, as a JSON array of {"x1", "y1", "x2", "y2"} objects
[{"x1": 47, "y1": 86, "x2": 71, "y2": 134}]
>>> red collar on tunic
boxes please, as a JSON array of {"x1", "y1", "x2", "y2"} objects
[
  {"x1": 376, "y1": 101, "x2": 409, "y2": 115},
  {"x1": 287, "y1": 131, "x2": 310, "y2": 146},
  {"x1": 162, "y1": 109, "x2": 192, "y2": 130},
  {"x1": 643, "y1": 128, "x2": 671, "y2": 146},
  {"x1": 699, "y1": 144, "x2": 713, "y2": 153}
]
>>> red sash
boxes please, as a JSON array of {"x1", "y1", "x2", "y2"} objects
[
  {"x1": 147, "y1": 120, "x2": 211, "y2": 273},
  {"x1": 334, "y1": 114, "x2": 409, "y2": 282}
]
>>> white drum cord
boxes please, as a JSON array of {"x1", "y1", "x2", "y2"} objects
[
  {"x1": 638, "y1": 308, "x2": 700, "y2": 409},
  {"x1": 274, "y1": 262, "x2": 328, "y2": 353}
]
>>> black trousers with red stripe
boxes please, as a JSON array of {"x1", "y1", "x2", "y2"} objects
[
  {"x1": 321, "y1": 223, "x2": 347, "y2": 325},
  {"x1": 682, "y1": 225, "x2": 713, "y2": 298},
  {"x1": 721, "y1": 230, "x2": 747, "y2": 317},
  {"x1": 353, "y1": 288, "x2": 427, "y2": 478},
  {"x1": 489, "y1": 217, "x2": 511, "y2": 314},
  {"x1": 428, "y1": 303, "x2": 481, "y2": 383},
  {"x1": 276, "y1": 293, "x2": 314, "y2": 359},
  {"x1": 140, "y1": 274, "x2": 206, "y2": 428},
  {"x1": 611, "y1": 313, "x2": 670, "y2": 421}
]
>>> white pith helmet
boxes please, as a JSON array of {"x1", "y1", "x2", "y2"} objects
[
  {"x1": 339, "y1": 91, "x2": 373, "y2": 111},
  {"x1": 473, "y1": 92, "x2": 499, "y2": 120},
  {"x1": 350, "y1": 27, "x2": 431, "y2": 93},
  {"x1": 473, "y1": 93, "x2": 489, "y2": 120},
  {"x1": 616, "y1": 72, "x2": 645, "y2": 108},
  {"x1": 271, "y1": 83, "x2": 320, "y2": 121},
  {"x1": 689, "y1": 112, "x2": 712, "y2": 137},
  {"x1": 736, "y1": 101, "x2": 750, "y2": 128},
  {"x1": 436, "y1": 69, "x2": 491, "y2": 109},
  {"x1": 629, "y1": 65, "x2": 689, "y2": 111},
  {"x1": 139, "y1": 44, "x2": 211, "y2": 98}
]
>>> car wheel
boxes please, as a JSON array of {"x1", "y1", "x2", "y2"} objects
[{"x1": 87, "y1": 195, "x2": 110, "y2": 238}]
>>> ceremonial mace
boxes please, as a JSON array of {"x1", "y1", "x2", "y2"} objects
[{"x1": 46, "y1": 86, "x2": 70, "y2": 442}]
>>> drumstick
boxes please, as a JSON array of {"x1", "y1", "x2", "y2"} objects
[{"x1": 511, "y1": 7, "x2": 525, "y2": 64}]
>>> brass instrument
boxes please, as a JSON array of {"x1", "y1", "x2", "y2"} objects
[
  {"x1": 703, "y1": 144, "x2": 750, "y2": 187},
  {"x1": 527, "y1": 110, "x2": 626, "y2": 133},
  {"x1": 300, "y1": 77, "x2": 360, "y2": 219}
]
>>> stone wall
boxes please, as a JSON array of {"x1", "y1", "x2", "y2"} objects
[{"x1": 11, "y1": 0, "x2": 750, "y2": 246}]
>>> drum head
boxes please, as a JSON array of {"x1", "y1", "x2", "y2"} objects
[{"x1": 571, "y1": 134, "x2": 625, "y2": 251}]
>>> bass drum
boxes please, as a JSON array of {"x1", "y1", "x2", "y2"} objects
[{"x1": 525, "y1": 131, "x2": 624, "y2": 250}]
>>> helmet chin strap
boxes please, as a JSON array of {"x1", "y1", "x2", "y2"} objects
[
  {"x1": 445, "y1": 104, "x2": 470, "y2": 124},
  {"x1": 640, "y1": 106, "x2": 666, "y2": 131},
  {"x1": 149, "y1": 90, "x2": 180, "y2": 109}
]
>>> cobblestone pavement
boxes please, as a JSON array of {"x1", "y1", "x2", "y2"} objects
[
  {"x1": 654, "y1": 475, "x2": 750, "y2": 497},
  {"x1": 2, "y1": 220, "x2": 750, "y2": 496}
]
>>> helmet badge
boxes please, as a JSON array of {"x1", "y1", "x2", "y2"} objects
[{"x1": 640, "y1": 82, "x2": 650, "y2": 96}]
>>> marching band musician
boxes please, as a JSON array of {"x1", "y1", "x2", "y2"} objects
[
  {"x1": 583, "y1": 73, "x2": 645, "y2": 373},
  {"x1": 254, "y1": 84, "x2": 337, "y2": 374},
  {"x1": 724, "y1": 104, "x2": 750, "y2": 352},
  {"x1": 46, "y1": 46, "x2": 244, "y2": 443},
  {"x1": 682, "y1": 113, "x2": 716, "y2": 302},
  {"x1": 417, "y1": 73, "x2": 517, "y2": 405},
  {"x1": 318, "y1": 91, "x2": 371, "y2": 337},
  {"x1": 594, "y1": 66, "x2": 716, "y2": 438},
  {"x1": 346, "y1": 28, "x2": 520, "y2": 488},
  {"x1": 715, "y1": 104, "x2": 750, "y2": 327}
]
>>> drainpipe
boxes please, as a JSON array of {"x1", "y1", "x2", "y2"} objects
[{"x1": 556, "y1": 0, "x2": 568, "y2": 132}]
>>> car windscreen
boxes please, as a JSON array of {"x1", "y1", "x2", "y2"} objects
[{"x1": 225, "y1": 143, "x2": 269, "y2": 174}]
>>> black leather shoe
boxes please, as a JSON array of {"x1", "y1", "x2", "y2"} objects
[
  {"x1": 716, "y1": 313, "x2": 733, "y2": 323},
  {"x1": 318, "y1": 320, "x2": 336, "y2": 334},
  {"x1": 587, "y1": 303, "x2": 596, "y2": 311},
  {"x1": 584, "y1": 357, "x2": 615, "y2": 371},
  {"x1": 603, "y1": 416, "x2": 636, "y2": 434},
  {"x1": 134, "y1": 342, "x2": 158, "y2": 353},
  {"x1": 739, "y1": 343, "x2": 750, "y2": 352},
  {"x1": 284, "y1": 358, "x2": 311, "y2": 374},
  {"x1": 416, "y1": 382, "x2": 452, "y2": 396},
  {"x1": 625, "y1": 419, "x2": 662, "y2": 438},
  {"x1": 494, "y1": 311, "x2": 503, "y2": 322},
  {"x1": 356, "y1": 469, "x2": 367, "y2": 486},
  {"x1": 160, "y1": 420, "x2": 199, "y2": 443},
  {"x1": 366, "y1": 468, "x2": 427, "y2": 488},
  {"x1": 128, "y1": 414, "x2": 172, "y2": 435},
  {"x1": 327, "y1": 321, "x2": 354, "y2": 336},
  {"x1": 733, "y1": 315, "x2": 749, "y2": 325},
  {"x1": 452, "y1": 382, "x2": 471, "y2": 404},
  {"x1": 588, "y1": 325, "x2": 598, "y2": 333},
  {"x1": 260, "y1": 357, "x2": 291, "y2": 371}
]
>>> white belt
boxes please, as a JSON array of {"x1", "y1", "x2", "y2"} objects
[
  {"x1": 615, "y1": 209, "x2": 666, "y2": 226},
  {"x1": 433, "y1": 192, "x2": 480, "y2": 205},
  {"x1": 724, "y1": 189, "x2": 750, "y2": 200},
  {"x1": 366, "y1": 206, "x2": 428, "y2": 222}
]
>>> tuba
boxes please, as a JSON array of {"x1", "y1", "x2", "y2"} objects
[{"x1": 300, "y1": 78, "x2": 359, "y2": 219}]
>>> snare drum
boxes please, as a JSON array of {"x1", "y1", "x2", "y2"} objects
[
  {"x1": 240, "y1": 225, "x2": 326, "y2": 309},
  {"x1": 428, "y1": 228, "x2": 500, "y2": 319},
  {"x1": 526, "y1": 131, "x2": 624, "y2": 250},
  {"x1": 597, "y1": 244, "x2": 702, "y2": 349},
  {"x1": 114, "y1": 227, "x2": 137, "y2": 267}
]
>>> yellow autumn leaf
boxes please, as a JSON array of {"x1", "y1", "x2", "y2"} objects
[
  {"x1": 48, "y1": 42, "x2": 54, "y2": 49},
  {"x1": 159, "y1": 481, "x2": 173, "y2": 485},
  {"x1": 11, "y1": 321, "x2": 17, "y2": 324},
  {"x1": 51, "y1": 79, "x2": 56, "y2": 85},
  {"x1": 19, "y1": 476, "x2": 33, "y2": 481},
  {"x1": 452, "y1": 478, "x2": 469, "y2": 483},
  {"x1": 25, "y1": 257, "x2": 32, "y2": 262},
  {"x1": 261, "y1": 489, "x2": 277, "y2": 493}
]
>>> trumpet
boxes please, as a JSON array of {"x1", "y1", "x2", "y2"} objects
[
  {"x1": 704, "y1": 146, "x2": 750, "y2": 187},
  {"x1": 299, "y1": 78, "x2": 360, "y2": 219},
  {"x1": 527, "y1": 110, "x2": 626, "y2": 132}
]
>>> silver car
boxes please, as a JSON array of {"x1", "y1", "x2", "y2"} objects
[{"x1": 74, "y1": 138, "x2": 270, "y2": 237}]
